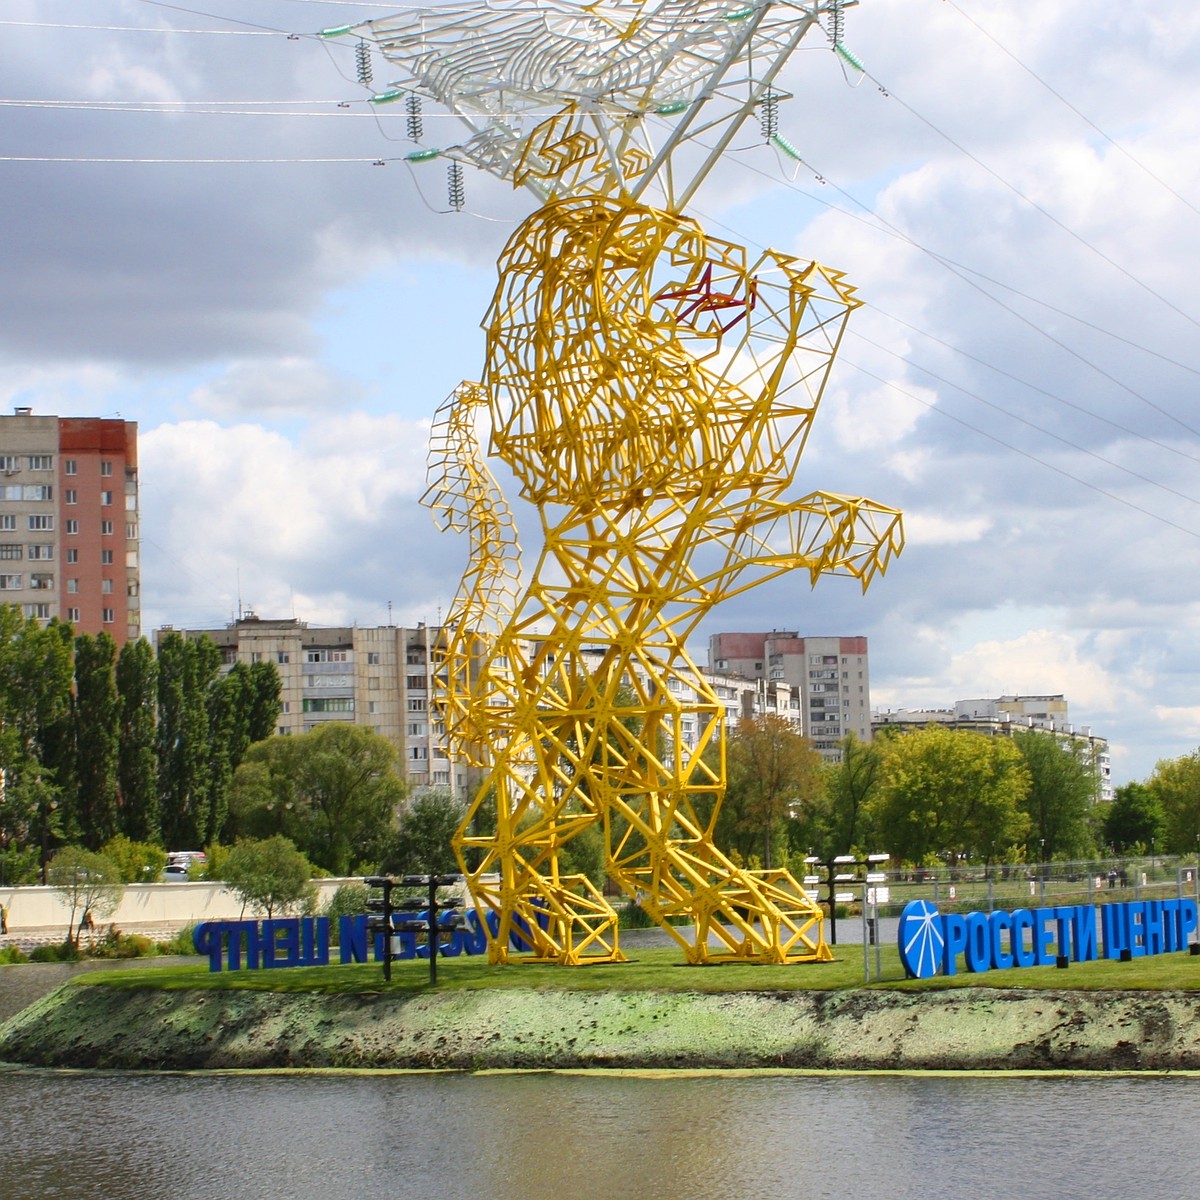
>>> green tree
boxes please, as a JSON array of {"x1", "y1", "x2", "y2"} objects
[
  {"x1": 869, "y1": 726, "x2": 1031, "y2": 866},
  {"x1": 244, "y1": 660, "x2": 283, "y2": 744},
  {"x1": 100, "y1": 834, "x2": 167, "y2": 884},
  {"x1": 1104, "y1": 782, "x2": 1166, "y2": 855},
  {"x1": 156, "y1": 632, "x2": 220, "y2": 848},
  {"x1": 804, "y1": 733, "x2": 884, "y2": 860},
  {"x1": 221, "y1": 835, "x2": 316, "y2": 919},
  {"x1": 1013, "y1": 730, "x2": 1098, "y2": 862},
  {"x1": 381, "y1": 788, "x2": 465, "y2": 876},
  {"x1": 74, "y1": 632, "x2": 121, "y2": 849},
  {"x1": 47, "y1": 845, "x2": 124, "y2": 946},
  {"x1": 205, "y1": 659, "x2": 283, "y2": 844},
  {"x1": 721, "y1": 715, "x2": 824, "y2": 867},
  {"x1": 0, "y1": 610, "x2": 74, "y2": 875},
  {"x1": 229, "y1": 724, "x2": 406, "y2": 875},
  {"x1": 116, "y1": 637, "x2": 159, "y2": 843},
  {"x1": 1147, "y1": 749, "x2": 1200, "y2": 855}
]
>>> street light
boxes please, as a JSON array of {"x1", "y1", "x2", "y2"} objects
[{"x1": 807, "y1": 853, "x2": 890, "y2": 948}]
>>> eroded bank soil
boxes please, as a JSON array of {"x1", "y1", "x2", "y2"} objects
[{"x1": 3, "y1": 983, "x2": 1200, "y2": 1071}]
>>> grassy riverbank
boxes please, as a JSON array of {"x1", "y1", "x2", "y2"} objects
[{"x1": 3, "y1": 944, "x2": 1200, "y2": 1072}]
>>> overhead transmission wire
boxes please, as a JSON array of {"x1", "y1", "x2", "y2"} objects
[
  {"x1": 848, "y1": 61, "x2": 1200, "y2": 334},
  {"x1": 697, "y1": 133, "x2": 1200, "y2": 446},
  {"x1": 694, "y1": 185, "x2": 1200, "y2": 541},
  {"x1": 12, "y1": 4, "x2": 1200, "y2": 532},
  {"x1": 847, "y1": 326, "x2": 1200, "y2": 512},
  {"x1": 942, "y1": 0, "x2": 1200, "y2": 221},
  {"x1": 842, "y1": 357, "x2": 1200, "y2": 543}
]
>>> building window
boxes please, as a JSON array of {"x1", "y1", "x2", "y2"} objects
[
  {"x1": 368, "y1": 677, "x2": 380, "y2": 691},
  {"x1": 125, "y1": 522, "x2": 137, "y2": 539},
  {"x1": 65, "y1": 489, "x2": 77, "y2": 505},
  {"x1": 64, "y1": 459, "x2": 76, "y2": 476},
  {"x1": 30, "y1": 573, "x2": 53, "y2": 590},
  {"x1": 281, "y1": 702, "x2": 290, "y2": 714},
  {"x1": 101, "y1": 579, "x2": 113, "y2": 594},
  {"x1": 0, "y1": 544, "x2": 23, "y2": 560},
  {"x1": 27, "y1": 545, "x2": 52, "y2": 560},
  {"x1": 67, "y1": 579, "x2": 79, "y2": 594},
  {"x1": 102, "y1": 608, "x2": 115, "y2": 623},
  {"x1": 406, "y1": 675, "x2": 426, "y2": 690},
  {"x1": 367, "y1": 701, "x2": 378, "y2": 714},
  {"x1": 276, "y1": 651, "x2": 289, "y2": 664},
  {"x1": 0, "y1": 456, "x2": 19, "y2": 473},
  {"x1": 125, "y1": 493, "x2": 136, "y2": 511},
  {"x1": 22, "y1": 485, "x2": 52, "y2": 501},
  {"x1": 0, "y1": 515, "x2": 13, "y2": 532},
  {"x1": 302, "y1": 697, "x2": 355, "y2": 714},
  {"x1": 100, "y1": 461, "x2": 112, "y2": 477},
  {"x1": 27, "y1": 515, "x2": 53, "y2": 531},
  {"x1": 66, "y1": 549, "x2": 78, "y2": 564},
  {"x1": 407, "y1": 723, "x2": 425, "y2": 737},
  {"x1": 24, "y1": 603, "x2": 51, "y2": 620},
  {"x1": 64, "y1": 520, "x2": 77, "y2": 534},
  {"x1": 101, "y1": 491, "x2": 113, "y2": 506},
  {"x1": 409, "y1": 746, "x2": 428, "y2": 760},
  {"x1": 367, "y1": 652, "x2": 381, "y2": 665},
  {"x1": 67, "y1": 607, "x2": 80, "y2": 622},
  {"x1": 27, "y1": 455, "x2": 52, "y2": 471},
  {"x1": 100, "y1": 520, "x2": 113, "y2": 536},
  {"x1": 101, "y1": 550, "x2": 113, "y2": 565},
  {"x1": 407, "y1": 698, "x2": 426, "y2": 712},
  {"x1": 127, "y1": 581, "x2": 138, "y2": 597},
  {"x1": 0, "y1": 575, "x2": 22, "y2": 590}
]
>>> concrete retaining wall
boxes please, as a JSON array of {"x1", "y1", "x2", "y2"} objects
[{"x1": 0, "y1": 878, "x2": 361, "y2": 936}]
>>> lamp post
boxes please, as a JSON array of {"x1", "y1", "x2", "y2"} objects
[
  {"x1": 364, "y1": 872, "x2": 466, "y2": 984},
  {"x1": 804, "y1": 852, "x2": 889, "y2": 948}
]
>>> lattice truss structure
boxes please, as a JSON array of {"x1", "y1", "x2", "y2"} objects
[{"x1": 353, "y1": 1, "x2": 903, "y2": 964}]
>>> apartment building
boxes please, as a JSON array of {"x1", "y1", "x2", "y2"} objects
[
  {"x1": 0, "y1": 407, "x2": 140, "y2": 643},
  {"x1": 873, "y1": 695, "x2": 1113, "y2": 802},
  {"x1": 708, "y1": 632, "x2": 872, "y2": 759},
  {"x1": 157, "y1": 616, "x2": 476, "y2": 798}
]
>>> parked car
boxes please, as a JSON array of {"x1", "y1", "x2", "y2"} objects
[{"x1": 162, "y1": 864, "x2": 191, "y2": 882}]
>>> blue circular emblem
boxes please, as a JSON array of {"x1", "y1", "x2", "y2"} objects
[{"x1": 897, "y1": 899, "x2": 944, "y2": 979}]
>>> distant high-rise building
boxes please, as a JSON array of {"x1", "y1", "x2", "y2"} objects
[
  {"x1": 708, "y1": 632, "x2": 872, "y2": 759},
  {"x1": 0, "y1": 407, "x2": 140, "y2": 643},
  {"x1": 156, "y1": 616, "x2": 478, "y2": 799}
]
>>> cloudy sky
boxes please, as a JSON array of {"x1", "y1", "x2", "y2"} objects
[{"x1": 2, "y1": 0, "x2": 1198, "y2": 785}]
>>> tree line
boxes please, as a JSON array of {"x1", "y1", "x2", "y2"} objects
[
  {"x1": 711, "y1": 717, "x2": 1200, "y2": 873},
  {"x1": 0, "y1": 609, "x2": 281, "y2": 883}
]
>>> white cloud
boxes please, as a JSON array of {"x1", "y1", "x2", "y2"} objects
[{"x1": 902, "y1": 511, "x2": 992, "y2": 546}]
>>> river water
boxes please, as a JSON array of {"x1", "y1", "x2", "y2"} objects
[{"x1": 1, "y1": 1068, "x2": 1196, "y2": 1200}]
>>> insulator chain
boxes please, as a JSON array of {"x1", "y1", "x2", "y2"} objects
[
  {"x1": 355, "y1": 40, "x2": 373, "y2": 88},
  {"x1": 405, "y1": 92, "x2": 424, "y2": 141},
  {"x1": 759, "y1": 88, "x2": 779, "y2": 141},
  {"x1": 448, "y1": 161, "x2": 465, "y2": 211},
  {"x1": 828, "y1": 0, "x2": 845, "y2": 46}
]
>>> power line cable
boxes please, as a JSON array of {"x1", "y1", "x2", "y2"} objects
[
  {"x1": 848, "y1": 327, "x2": 1200, "y2": 509},
  {"x1": 942, "y1": 0, "x2": 1200, "y2": 221},
  {"x1": 841, "y1": 356, "x2": 1200, "y2": 543}
]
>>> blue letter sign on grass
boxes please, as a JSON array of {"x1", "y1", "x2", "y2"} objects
[{"x1": 897, "y1": 898, "x2": 1198, "y2": 979}]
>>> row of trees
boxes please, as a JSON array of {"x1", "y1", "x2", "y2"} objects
[
  {"x1": 0, "y1": 608, "x2": 282, "y2": 882},
  {"x1": 711, "y1": 717, "x2": 1200, "y2": 871}
]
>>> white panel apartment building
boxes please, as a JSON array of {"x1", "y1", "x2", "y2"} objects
[
  {"x1": 873, "y1": 695, "x2": 1113, "y2": 803},
  {"x1": 708, "y1": 632, "x2": 872, "y2": 759},
  {"x1": 161, "y1": 616, "x2": 827, "y2": 794},
  {"x1": 156, "y1": 616, "x2": 476, "y2": 799}
]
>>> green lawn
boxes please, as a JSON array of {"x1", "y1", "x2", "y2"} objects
[{"x1": 70, "y1": 941, "x2": 1200, "y2": 997}]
